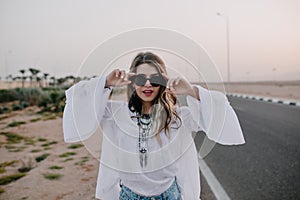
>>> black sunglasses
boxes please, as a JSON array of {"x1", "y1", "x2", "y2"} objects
[{"x1": 130, "y1": 74, "x2": 166, "y2": 87}]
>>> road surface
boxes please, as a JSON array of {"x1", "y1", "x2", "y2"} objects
[{"x1": 196, "y1": 96, "x2": 300, "y2": 200}]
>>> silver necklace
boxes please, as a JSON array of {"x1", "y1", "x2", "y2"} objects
[{"x1": 137, "y1": 114, "x2": 152, "y2": 168}]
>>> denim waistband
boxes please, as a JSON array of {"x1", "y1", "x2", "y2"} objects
[{"x1": 119, "y1": 178, "x2": 181, "y2": 200}]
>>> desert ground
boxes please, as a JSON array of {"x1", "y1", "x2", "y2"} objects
[
  {"x1": 207, "y1": 81, "x2": 300, "y2": 101},
  {"x1": 0, "y1": 106, "x2": 100, "y2": 200}
]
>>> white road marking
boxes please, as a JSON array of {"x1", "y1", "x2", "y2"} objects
[{"x1": 198, "y1": 156, "x2": 231, "y2": 200}]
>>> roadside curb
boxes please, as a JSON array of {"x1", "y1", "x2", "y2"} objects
[{"x1": 227, "y1": 93, "x2": 300, "y2": 107}]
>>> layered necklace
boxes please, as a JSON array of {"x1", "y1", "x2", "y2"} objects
[{"x1": 137, "y1": 114, "x2": 152, "y2": 168}]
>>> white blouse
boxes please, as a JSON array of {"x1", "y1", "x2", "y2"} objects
[{"x1": 62, "y1": 76, "x2": 245, "y2": 200}]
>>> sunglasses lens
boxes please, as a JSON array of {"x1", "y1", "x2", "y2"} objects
[
  {"x1": 150, "y1": 76, "x2": 166, "y2": 87},
  {"x1": 134, "y1": 75, "x2": 147, "y2": 86}
]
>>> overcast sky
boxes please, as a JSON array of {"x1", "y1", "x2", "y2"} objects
[{"x1": 0, "y1": 0, "x2": 299, "y2": 82}]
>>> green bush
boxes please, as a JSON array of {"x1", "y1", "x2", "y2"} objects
[
  {"x1": 0, "y1": 173, "x2": 26, "y2": 185},
  {"x1": 61, "y1": 158, "x2": 74, "y2": 162},
  {"x1": 35, "y1": 153, "x2": 50, "y2": 162},
  {"x1": 50, "y1": 92, "x2": 60, "y2": 103},
  {"x1": 3, "y1": 106, "x2": 9, "y2": 112},
  {"x1": 59, "y1": 152, "x2": 77, "y2": 158},
  {"x1": 74, "y1": 157, "x2": 89, "y2": 165},
  {"x1": 30, "y1": 149, "x2": 41, "y2": 153},
  {"x1": 7, "y1": 121, "x2": 26, "y2": 127},
  {"x1": 37, "y1": 92, "x2": 52, "y2": 108},
  {"x1": 49, "y1": 165, "x2": 64, "y2": 170},
  {"x1": 67, "y1": 144, "x2": 84, "y2": 149},
  {"x1": 37, "y1": 138, "x2": 47, "y2": 142},
  {"x1": 20, "y1": 101, "x2": 29, "y2": 108},
  {"x1": 0, "y1": 132, "x2": 25, "y2": 143},
  {"x1": 0, "y1": 161, "x2": 17, "y2": 174},
  {"x1": 12, "y1": 103, "x2": 22, "y2": 111},
  {"x1": 41, "y1": 141, "x2": 57, "y2": 147},
  {"x1": 37, "y1": 90, "x2": 65, "y2": 112},
  {"x1": 43, "y1": 173, "x2": 62, "y2": 180},
  {"x1": 0, "y1": 89, "x2": 18, "y2": 103},
  {"x1": 15, "y1": 88, "x2": 43, "y2": 106},
  {"x1": 0, "y1": 87, "x2": 66, "y2": 113},
  {"x1": 0, "y1": 106, "x2": 10, "y2": 114},
  {"x1": 11, "y1": 101, "x2": 30, "y2": 111},
  {"x1": 30, "y1": 117, "x2": 41, "y2": 122}
]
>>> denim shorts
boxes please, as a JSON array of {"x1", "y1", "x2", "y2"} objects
[{"x1": 119, "y1": 178, "x2": 182, "y2": 200}]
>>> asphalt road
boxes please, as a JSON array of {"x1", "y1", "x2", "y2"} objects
[{"x1": 195, "y1": 96, "x2": 300, "y2": 200}]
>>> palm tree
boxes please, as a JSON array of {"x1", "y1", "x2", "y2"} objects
[
  {"x1": 19, "y1": 69, "x2": 26, "y2": 88},
  {"x1": 22, "y1": 76, "x2": 27, "y2": 88},
  {"x1": 29, "y1": 76, "x2": 33, "y2": 87},
  {"x1": 65, "y1": 75, "x2": 75, "y2": 86},
  {"x1": 6, "y1": 74, "x2": 13, "y2": 89},
  {"x1": 6, "y1": 74, "x2": 12, "y2": 82},
  {"x1": 57, "y1": 77, "x2": 67, "y2": 86},
  {"x1": 37, "y1": 76, "x2": 43, "y2": 88},
  {"x1": 12, "y1": 76, "x2": 21, "y2": 88},
  {"x1": 29, "y1": 68, "x2": 40, "y2": 87},
  {"x1": 43, "y1": 73, "x2": 49, "y2": 88},
  {"x1": 50, "y1": 76, "x2": 56, "y2": 87}
]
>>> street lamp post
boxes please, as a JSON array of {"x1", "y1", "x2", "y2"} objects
[
  {"x1": 4, "y1": 50, "x2": 13, "y2": 82},
  {"x1": 217, "y1": 12, "x2": 231, "y2": 93}
]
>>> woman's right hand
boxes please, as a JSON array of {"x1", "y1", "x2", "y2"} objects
[{"x1": 105, "y1": 69, "x2": 136, "y2": 88}]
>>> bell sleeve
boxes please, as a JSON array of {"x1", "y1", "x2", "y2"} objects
[
  {"x1": 62, "y1": 76, "x2": 112, "y2": 143},
  {"x1": 186, "y1": 85, "x2": 245, "y2": 145}
]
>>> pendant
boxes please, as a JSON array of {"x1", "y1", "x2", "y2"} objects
[{"x1": 139, "y1": 151, "x2": 147, "y2": 168}]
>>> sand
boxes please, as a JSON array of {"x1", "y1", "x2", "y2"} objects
[
  {"x1": 0, "y1": 107, "x2": 99, "y2": 200},
  {"x1": 207, "y1": 81, "x2": 300, "y2": 101}
]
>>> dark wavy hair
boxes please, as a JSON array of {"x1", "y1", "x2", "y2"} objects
[{"x1": 127, "y1": 52, "x2": 181, "y2": 144}]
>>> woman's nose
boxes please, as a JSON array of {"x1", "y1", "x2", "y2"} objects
[{"x1": 144, "y1": 79, "x2": 151, "y2": 86}]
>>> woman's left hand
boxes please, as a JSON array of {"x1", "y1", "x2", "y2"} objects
[{"x1": 162, "y1": 73, "x2": 199, "y2": 100}]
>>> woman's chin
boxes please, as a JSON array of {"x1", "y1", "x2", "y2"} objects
[{"x1": 141, "y1": 97, "x2": 155, "y2": 102}]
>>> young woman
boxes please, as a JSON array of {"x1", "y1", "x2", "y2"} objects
[{"x1": 63, "y1": 52, "x2": 245, "y2": 199}]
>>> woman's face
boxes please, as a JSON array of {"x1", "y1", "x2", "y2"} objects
[{"x1": 133, "y1": 63, "x2": 161, "y2": 104}]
